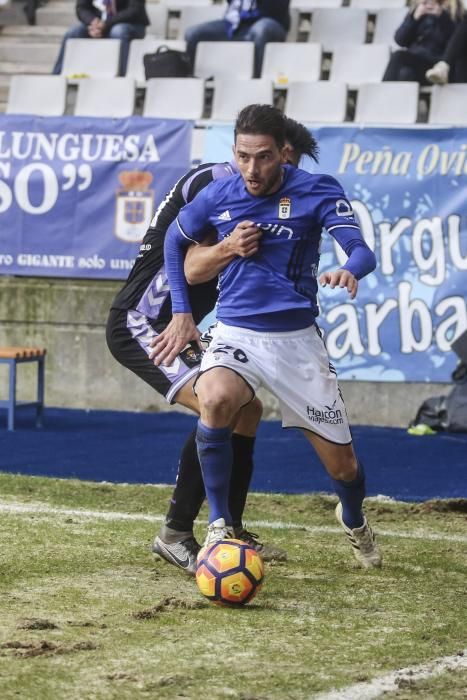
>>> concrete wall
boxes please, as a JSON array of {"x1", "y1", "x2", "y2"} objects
[{"x1": 0, "y1": 276, "x2": 451, "y2": 427}]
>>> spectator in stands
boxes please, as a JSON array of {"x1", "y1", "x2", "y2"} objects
[
  {"x1": 52, "y1": 0, "x2": 149, "y2": 77},
  {"x1": 382, "y1": 0, "x2": 463, "y2": 84},
  {"x1": 185, "y1": 1, "x2": 290, "y2": 78},
  {"x1": 426, "y1": 13, "x2": 467, "y2": 83}
]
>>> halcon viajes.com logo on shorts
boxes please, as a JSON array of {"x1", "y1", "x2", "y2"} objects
[{"x1": 307, "y1": 405, "x2": 343, "y2": 425}]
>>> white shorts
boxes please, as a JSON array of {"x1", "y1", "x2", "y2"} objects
[{"x1": 197, "y1": 322, "x2": 352, "y2": 445}]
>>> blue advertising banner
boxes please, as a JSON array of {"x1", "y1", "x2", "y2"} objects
[
  {"x1": 0, "y1": 115, "x2": 192, "y2": 279},
  {"x1": 202, "y1": 125, "x2": 467, "y2": 383}
]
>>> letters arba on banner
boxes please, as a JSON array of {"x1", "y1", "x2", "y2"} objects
[{"x1": 114, "y1": 171, "x2": 154, "y2": 243}]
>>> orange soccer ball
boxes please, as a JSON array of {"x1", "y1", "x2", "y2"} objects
[{"x1": 196, "y1": 539, "x2": 264, "y2": 607}]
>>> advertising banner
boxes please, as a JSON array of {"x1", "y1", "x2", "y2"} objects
[
  {"x1": 203, "y1": 125, "x2": 467, "y2": 382},
  {"x1": 0, "y1": 114, "x2": 192, "y2": 279}
]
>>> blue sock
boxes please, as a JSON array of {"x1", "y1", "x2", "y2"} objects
[
  {"x1": 331, "y1": 460, "x2": 366, "y2": 529},
  {"x1": 196, "y1": 419, "x2": 233, "y2": 525}
]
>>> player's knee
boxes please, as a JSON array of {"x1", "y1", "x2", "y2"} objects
[{"x1": 198, "y1": 390, "x2": 240, "y2": 423}]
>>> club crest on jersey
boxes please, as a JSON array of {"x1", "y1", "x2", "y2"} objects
[
  {"x1": 278, "y1": 197, "x2": 291, "y2": 219},
  {"x1": 335, "y1": 199, "x2": 354, "y2": 218},
  {"x1": 115, "y1": 171, "x2": 155, "y2": 243}
]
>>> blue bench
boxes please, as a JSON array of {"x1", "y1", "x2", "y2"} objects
[{"x1": 0, "y1": 347, "x2": 46, "y2": 431}]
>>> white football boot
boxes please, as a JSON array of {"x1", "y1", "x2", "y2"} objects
[
  {"x1": 198, "y1": 517, "x2": 233, "y2": 560},
  {"x1": 335, "y1": 502, "x2": 382, "y2": 569}
]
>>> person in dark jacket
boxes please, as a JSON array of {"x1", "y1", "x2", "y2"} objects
[
  {"x1": 185, "y1": 0, "x2": 290, "y2": 78},
  {"x1": 426, "y1": 13, "x2": 467, "y2": 83},
  {"x1": 52, "y1": 0, "x2": 149, "y2": 76},
  {"x1": 382, "y1": 0, "x2": 461, "y2": 84}
]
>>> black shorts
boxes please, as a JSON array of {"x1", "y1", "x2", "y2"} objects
[{"x1": 106, "y1": 308, "x2": 202, "y2": 403}]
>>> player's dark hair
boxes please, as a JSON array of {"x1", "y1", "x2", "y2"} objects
[
  {"x1": 234, "y1": 104, "x2": 286, "y2": 149},
  {"x1": 284, "y1": 117, "x2": 319, "y2": 163}
]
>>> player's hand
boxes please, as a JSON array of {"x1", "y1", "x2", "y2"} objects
[
  {"x1": 226, "y1": 220, "x2": 262, "y2": 258},
  {"x1": 319, "y1": 269, "x2": 359, "y2": 299},
  {"x1": 149, "y1": 313, "x2": 202, "y2": 366}
]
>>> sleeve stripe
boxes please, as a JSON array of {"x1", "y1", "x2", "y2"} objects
[
  {"x1": 327, "y1": 224, "x2": 361, "y2": 232},
  {"x1": 176, "y1": 217, "x2": 200, "y2": 245}
]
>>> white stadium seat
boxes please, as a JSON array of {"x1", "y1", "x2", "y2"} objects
[
  {"x1": 74, "y1": 78, "x2": 135, "y2": 118},
  {"x1": 261, "y1": 42, "x2": 322, "y2": 84},
  {"x1": 285, "y1": 81, "x2": 348, "y2": 123},
  {"x1": 350, "y1": 0, "x2": 406, "y2": 9},
  {"x1": 143, "y1": 77, "x2": 205, "y2": 119},
  {"x1": 373, "y1": 8, "x2": 407, "y2": 47},
  {"x1": 330, "y1": 44, "x2": 391, "y2": 85},
  {"x1": 355, "y1": 82, "x2": 419, "y2": 124},
  {"x1": 146, "y1": 5, "x2": 169, "y2": 37},
  {"x1": 175, "y1": 5, "x2": 225, "y2": 40},
  {"x1": 61, "y1": 38, "x2": 121, "y2": 78},
  {"x1": 308, "y1": 8, "x2": 368, "y2": 52},
  {"x1": 194, "y1": 41, "x2": 254, "y2": 80},
  {"x1": 7, "y1": 75, "x2": 67, "y2": 116},
  {"x1": 429, "y1": 85, "x2": 467, "y2": 125},
  {"x1": 210, "y1": 79, "x2": 274, "y2": 121}
]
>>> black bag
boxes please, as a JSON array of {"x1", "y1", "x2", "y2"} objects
[{"x1": 143, "y1": 45, "x2": 192, "y2": 79}]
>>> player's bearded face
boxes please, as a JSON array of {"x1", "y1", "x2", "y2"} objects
[{"x1": 234, "y1": 134, "x2": 286, "y2": 196}]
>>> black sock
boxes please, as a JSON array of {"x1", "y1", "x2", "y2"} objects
[
  {"x1": 229, "y1": 434, "x2": 255, "y2": 530},
  {"x1": 165, "y1": 428, "x2": 206, "y2": 532}
]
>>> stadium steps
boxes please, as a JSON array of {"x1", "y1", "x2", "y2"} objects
[
  {"x1": 0, "y1": 74, "x2": 10, "y2": 113},
  {"x1": 0, "y1": 42, "x2": 58, "y2": 75},
  {"x1": 35, "y1": 4, "x2": 76, "y2": 27},
  {"x1": 0, "y1": 24, "x2": 68, "y2": 42}
]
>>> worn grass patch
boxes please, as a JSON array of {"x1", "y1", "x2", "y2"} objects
[{"x1": 0, "y1": 473, "x2": 466, "y2": 699}]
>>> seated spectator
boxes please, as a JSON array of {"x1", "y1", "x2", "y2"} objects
[
  {"x1": 382, "y1": 0, "x2": 463, "y2": 85},
  {"x1": 52, "y1": 0, "x2": 149, "y2": 77},
  {"x1": 185, "y1": 1, "x2": 290, "y2": 79},
  {"x1": 426, "y1": 13, "x2": 467, "y2": 82}
]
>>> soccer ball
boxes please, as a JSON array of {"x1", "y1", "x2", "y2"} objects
[{"x1": 196, "y1": 538, "x2": 264, "y2": 607}]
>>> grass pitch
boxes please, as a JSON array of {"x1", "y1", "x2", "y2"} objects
[{"x1": 0, "y1": 472, "x2": 466, "y2": 700}]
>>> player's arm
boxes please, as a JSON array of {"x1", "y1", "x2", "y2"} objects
[
  {"x1": 317, "y1": 176, "x2": 376, "y2": 299},
  {"x1": 184, "y1": 222, "x2": 262, "y2": 284},
  {"x1": 150, "y1": 192, "x2": 212, "y2": 366}
]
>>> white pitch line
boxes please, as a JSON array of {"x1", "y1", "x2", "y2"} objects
[
  {"x1": 313, "y1": 650, "x2": 467, "y2": 700},
  {"x1": 0, "y1": 501, "x2": 467, "y2": 543}
]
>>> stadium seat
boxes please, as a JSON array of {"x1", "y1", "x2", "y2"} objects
[
  {"x1": 355, "y1": 82, "x2": 419, "y2": 124},
  {"x1": 146, "y1": 4, "x2": 169, "y2": 37},
  {"x1": 61, "y1": 38, "x2": 121, "y2": 78},
  {"x1": 330, "y1": 44, "x2": 391, "y2": 86},
  {"x1": 308, "y1": 9, "x2": 368, "y2": 52},
  {"x1": 175, "y1": 5, "x2": 225, "y2": 40},
  {"x1": 0, "y1": 347, "x2": 46, "y2": 431},
  {"x1": 126, "y1": 38, "x2": 186, "y2": 85},
  {"x1": 74, "y1": 78, "x2": 135, "y2": 118},
  {"x1": 6, "y1": 75, "x2": 67, "y2": 116},
  {"x1": 285, "y1": 81, "x2": 347, "y2": 123},
  {"x1": 349, "y1": 0, "x2": 406, "y2": 9},
  {"x1": 194, "y1": 41, "x2": 254, "y2": 80},
  {"x1": 428, "y1": 85, "x2": 467, "y2": 125},
  {"x1": 373, "y1": 8, "x2": 407, "y2": 47},
  {"x1": 143, "y1": 77, "x2": 205, "y2": 119},
  {"x1": 210, "y1": 79, "x2": 274, "y2": 121},
  {"x1": 290, "y1": 0, "x2": 343, "y2": 9},
  {"x1": 261, "y1": 42, "x2": 322, "y2": 84}
]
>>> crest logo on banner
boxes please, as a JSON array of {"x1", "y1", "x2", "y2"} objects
[{"x1": 115, "y1": 171, "x2": 154, "y2": 243}]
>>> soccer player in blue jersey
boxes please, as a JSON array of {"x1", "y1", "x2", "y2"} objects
[
  {"x1": 151, "y1": 104, "x2": 382, "y2": 569},
  {"x1": 107, "y1": 116, "x2": 317, "y2": 573}
]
